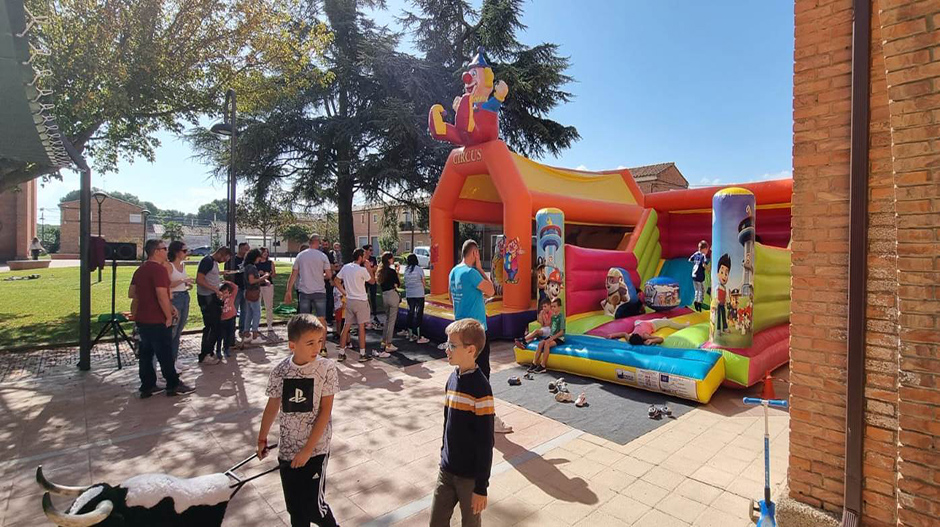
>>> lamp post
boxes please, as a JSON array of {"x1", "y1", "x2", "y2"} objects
[
  {"x1": 141, "y1": 209, "x2": 151, "y2": 260},
  {"x1": 210, "y1": 89, "x2": 237, "y2": 271},
  {"x1": 92, "y1": 191, "x2": 108, "y2": 282}
]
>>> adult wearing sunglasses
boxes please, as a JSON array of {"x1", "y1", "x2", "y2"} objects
[
  {"x1": 164, "y1": 240, "x2": 195, "y2": 370},
  {"x1": 129, "y1": 239, "x2": 195, "y2": 398}
]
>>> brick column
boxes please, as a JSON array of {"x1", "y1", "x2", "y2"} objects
[{"x1": 880, "y1": 2, "x2": 940, "y2": 525}]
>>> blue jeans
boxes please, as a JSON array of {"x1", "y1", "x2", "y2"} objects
[
  {"x1": 246, "y1": 300, "x2": 261, "y2": 332},
  {"x1": 236, "y1": 288, "x2": 247, "y2": 332},
  {"x1": 138, "y1": 323, "x2": 179, "y2": 391},
  {"x1": 170, "y1": 291, "x2": 190, "y2": 361}
]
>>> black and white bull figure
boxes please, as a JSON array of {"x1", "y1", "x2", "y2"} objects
[{"x1": 37, "y1": 465, "x2": 235, "y2": 527}]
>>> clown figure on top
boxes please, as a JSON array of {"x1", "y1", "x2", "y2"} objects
[{"x1": 429, "y1": 46, "x2": 509, "y2": 146}]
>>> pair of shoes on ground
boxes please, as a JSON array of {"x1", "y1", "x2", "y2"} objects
[
  {"x1": 549, "y1": 377, "x2": 567, "y2": 394},
  {"x1": 554, "y1": 389, "x2": 587, "y2": 406},
  {"x1": 528, "y1": 363, "x2": 546, "y2": 374},
  {"x1": 140, "y1": 382, "x2": 195, "y2": 398},
  {"x1": 408, "y1": 334, "x2": 430, "y2": 344},
  {"x1": 648, "y1": 404, "x2": 673, "y2": 420}
]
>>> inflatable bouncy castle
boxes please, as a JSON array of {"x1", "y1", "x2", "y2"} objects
[{"x1": 411, "y1": 46, "x2": 792, "y2": 404}]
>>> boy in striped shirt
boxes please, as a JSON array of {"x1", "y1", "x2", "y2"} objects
[{"x1": 430, "y1": 318, "x2": 495, "y2": 527}]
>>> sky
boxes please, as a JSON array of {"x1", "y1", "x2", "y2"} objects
[{"x1": 36, "y1": 1, "x2": 794, "y2": 225}]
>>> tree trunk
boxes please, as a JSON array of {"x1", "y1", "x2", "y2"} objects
[{"x1": 336, "y1": 176, "x2": 355, "y2": 265}]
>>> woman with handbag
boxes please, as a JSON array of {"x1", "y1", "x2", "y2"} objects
[
  {"x1": 242, "y1": 249, "x2": 269, "y2": 346},
  {"x1": 377, "y1": 251, "x2": 401, "y2": 354}
]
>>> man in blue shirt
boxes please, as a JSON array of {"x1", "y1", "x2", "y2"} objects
[{"x1": 449, "y1": 239, "x2": 512, "y2": 434}]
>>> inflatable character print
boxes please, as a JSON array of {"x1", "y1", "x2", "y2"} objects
[
  {"x1": 428, "y1": 47, "x2": 509, "y2": 146},
  {"x1": 712, "y1": 253, "x2": 732, "y2": 335},
  {"x1": 546, "y1": 269, "x2": 564, "y2": 300},
  {"x1": 738, "y1": 205, "x2": 755, "y2": 298},
  {"x1": 602, "y1": 268, "x2": 631, "y2": 317},
  {"x1": 536, "y1": 263, "x2": 548, "y2": 303},
  {"x1": 491, "y1": 236, "x2": 505, "y2": 296},
  {"x1": 503, "y1": 237, "x2": 524, "y2": 284}
]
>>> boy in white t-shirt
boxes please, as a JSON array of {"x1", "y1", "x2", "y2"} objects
[
  {"x1": 337, "y1": 248, "x2": 379, "y2": 362},
  {"x1": 257, "y1": 314, "x2": 340, "y2": 527}
]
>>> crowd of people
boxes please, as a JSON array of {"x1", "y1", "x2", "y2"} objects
[{"x1": 127, "y1": 234, "x2": 511, "y2": 526}]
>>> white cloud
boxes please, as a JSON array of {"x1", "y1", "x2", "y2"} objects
[
  {"x1": 616, "y1": 165, "x2": 628, "y2": 170},
  {"x1": 575, "y1": 164, "x2": 589, "y2": 171},
  {"x1": 698, "y1": 177, "x2": 722, "y2": 186},
  {"x1": 751, "y1": 169, "x2": 792, "y2": 181}
]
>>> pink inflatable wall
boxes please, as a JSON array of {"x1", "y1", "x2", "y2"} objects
[
  {"x1": 565, "y1": 245, "x2": 639, "y2": 316},
  {"x1": 658, "y1": 208, "x2": 791, "y2": 259}
]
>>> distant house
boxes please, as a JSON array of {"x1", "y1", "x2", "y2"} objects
[
  {"x1": 353, "y1": 203, "x2": 430, "y2": 253},
  {"x1": 59, "y1": 196, "x2": 153, "y2": 257},
  {"x1": 628, "y1": 162, "x2": 689, "y2": 193}
]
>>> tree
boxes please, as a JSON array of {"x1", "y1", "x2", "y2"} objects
[
  {"x1": 282, "y1": 223, "x2": 313, "y2": 244},
  {"x1": 379, "y1": 205, "x2": 400, "y2": 254},
  {"x1": 38, "y1": 225, "x2": 61, "y2": 253},
  {"x1": 198, "y1": 199, "x2": 230, "y2": 222},
  {"x1": 161, "y1": 221, "x2": 185, "y2": 241},
  {"x1": 190, "y1": 0, "x2": 577, "y2": 264},
  {"x1": 0, "y1": 0, "x2": 330, "y2": 191},
  {"x1": 236, "y1": 188, "x2": 296, "y2": 247}
]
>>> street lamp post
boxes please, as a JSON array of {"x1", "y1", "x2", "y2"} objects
[
  {"x1": 141, "y1": 209, "x2": 151, "y2": 260},
  {"x1": 211, "y1": 89, "x2": 237, "y2": 271},
  {"x1": 92, "y1": 191, "x2": 108, "y2": 282}
]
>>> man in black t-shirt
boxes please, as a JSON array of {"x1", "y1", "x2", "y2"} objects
[
  {"x1": 232, "y1": 242, "x2": 250, "y2": 337},
  {"x1": 196, "y1": 247, "x2": 232, "y2": 362}
]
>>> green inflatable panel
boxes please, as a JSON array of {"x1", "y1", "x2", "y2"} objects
[
  {"x1": 720, "y1": 349, "x2": 751, "y2": 387},
  {"x1": 754, "y1": 299, "x2": 790, "y2": 333},
  {"x1": 754, "y1": 273, "x2": 791, "y2": 303},
  {"x1": 662, "y1": 322, "x2": 711, "y2": 349},
  {"x1": 632, "y1": 212, "x2": 657, "y2": 258},
  {"x1": 755, "y1": 242, "x2": 790, "y2": 272}
]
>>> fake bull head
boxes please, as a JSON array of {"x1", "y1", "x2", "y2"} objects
[{"x1": 37, "y1": 465, "x2": 232, "y2": 527}]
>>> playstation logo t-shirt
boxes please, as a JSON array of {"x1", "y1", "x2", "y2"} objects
[{"x1": 265, "y1": 355, "x2": 340, "y2": 460}]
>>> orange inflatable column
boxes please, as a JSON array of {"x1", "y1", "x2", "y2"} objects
[
  {"x1": 429, "y1": 204, "x2": 453, "y2": 296},
  {"x1": 483, "y1": 142, "x2": 532, "y2": 311}
]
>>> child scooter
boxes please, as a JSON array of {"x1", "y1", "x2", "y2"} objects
[{"x1": 743, "y1": 397, "x2": 788, "y2": 527}]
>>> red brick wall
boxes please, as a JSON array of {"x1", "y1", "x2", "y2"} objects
[
  {"x1": 59, "y1": 198, "x2": 146, "y2": 255},
  {"x1": 879, "y1": 1, "x2": 940, "y2": 525},
  {"x1": 790, "y1": 0, "x2": 940, "y2": 524},
  {"x1": 0, "y1": 180, "x2": 38, "y2": 261}
]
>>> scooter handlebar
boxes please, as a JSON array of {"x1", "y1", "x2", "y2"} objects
[{"x1": 743, "y1": 397, "x2": 788, "y2": 409}]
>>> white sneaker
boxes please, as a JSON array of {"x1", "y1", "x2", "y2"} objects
[
  {"x1": 397, "y1": 329, "x2": 410, "y2": 337},
  {"x1": 375, "y1": 351, "x2": 391, "y2": 358},
  {"x1": 319, "y1": 349, "x2": 328, "y2": 357},
  {"x1": 385, "y1": 344, "x2": 399, "y2": 352},
  {"x1": 416, "y1": 337, "x2": 430, "y2": 344},
  {"x1": 494, "y1": 416, "x2": 513, "y2": 434}
]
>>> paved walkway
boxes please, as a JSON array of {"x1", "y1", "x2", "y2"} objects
[{"x1": 0, "y1": 331, "x2": 788, "y2": 526}]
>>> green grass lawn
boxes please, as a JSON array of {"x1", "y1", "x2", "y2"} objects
[{"x1": 0, "y1": 263, "x2": 296, "y2": 350}]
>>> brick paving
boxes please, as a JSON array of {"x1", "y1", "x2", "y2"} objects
[{"x1": 0, "y1": 330, "x2": 788, "y2": 526}]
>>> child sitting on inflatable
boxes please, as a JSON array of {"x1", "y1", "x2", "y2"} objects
[
  {"x1": 606, "y1": 318, "x2": 691, "y2": 346},
  {"x1": 515, "y1": 299, "x2": 552, "y2": 350},
  {"x1": 526, "y1": 298, "x2": 565, "y2": 373}
]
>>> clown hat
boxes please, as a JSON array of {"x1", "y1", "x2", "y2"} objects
[{"x1": 467, "y1": 46, "x2": 490, "y2": 69}]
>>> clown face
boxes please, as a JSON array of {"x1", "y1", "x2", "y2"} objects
[{"x1": 463, "y1": 66, "x2": 493, "y2": 103}]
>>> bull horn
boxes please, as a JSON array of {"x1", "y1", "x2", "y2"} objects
[
  {"x1": 42, "y1": 492, "x2": 113, "y2": 527},
  {"x1": 36, "y1": 466, "x2": 88, "y2": 497}
]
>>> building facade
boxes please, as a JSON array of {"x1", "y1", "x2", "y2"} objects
[
  {"x1": 0, "y1": 179, "x2": 38, "y2": 261},
  {"x1": 59, "y1": 197, "x2": 149, "y2": 256},
  {"x1": 788, "y1": 1, "x2": 940, "y2": 525},
  {"x1": 353, "y1": 204, "x2": 431, "y2": 253}
]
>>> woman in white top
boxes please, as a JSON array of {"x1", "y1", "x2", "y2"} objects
[
  {"x1": 402, "y1": 254, "x2": 429, "y2": 343},
  {"x1": 164, "y1": 241, "x2": 194, "y2": 368}
]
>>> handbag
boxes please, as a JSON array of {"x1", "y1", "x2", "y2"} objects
[{"x1": 246, "y1": 287, "x2": 261, "y2": 302}]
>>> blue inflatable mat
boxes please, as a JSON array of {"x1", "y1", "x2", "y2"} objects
[{"x1": 522, "y1": 334, "x2": 721, "y2": 381}]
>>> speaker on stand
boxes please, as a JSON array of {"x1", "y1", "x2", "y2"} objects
[{"x1": 92, "y1": 242, "x2": 139, "y2": 368}]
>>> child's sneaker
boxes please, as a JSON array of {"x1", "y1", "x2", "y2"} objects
[
  {"x1": 514, "y1": 338, "x2": 527, "y2": 349},
  {"x1": 337, "y1": 353, "x2": 347, "y2": 362},
  {"x1": 397, "y1": 329, "x2": 410, "y2": 337},
  {"x1": 507, "y1": 376, "x2": 522, "y2": 386},
  {"x1": 416, "y1": 337, "x2": 429, "y2": 344},
  {"x1": 534, "y1": 365, "x2": 547, "y2": 374},
  {"x1": 575, "y1": 392, "x2": 587, "y2": 407},
  {"x1": 385, "y1": 344, "x2": 399, "y2": 352},
  {"x1": 494, "y1": 416, "x2": 513, "y2": 434},
  {"x1": 375, "y1": 351, "x2": 391, "y2": 358},
  {"x1": 358, "y1": 352, "x2": 373, "y2": 362},
  {"x1": 555, "y1": 391, "x2": 573, "y2": 403},
  {"x1": 319, "y1": 349, "x2": 328, "y2": 357}
]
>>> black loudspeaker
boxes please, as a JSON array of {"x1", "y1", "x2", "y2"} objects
[{"x1": 105, "y1": 242, "x2": 137, "y2": 260}]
